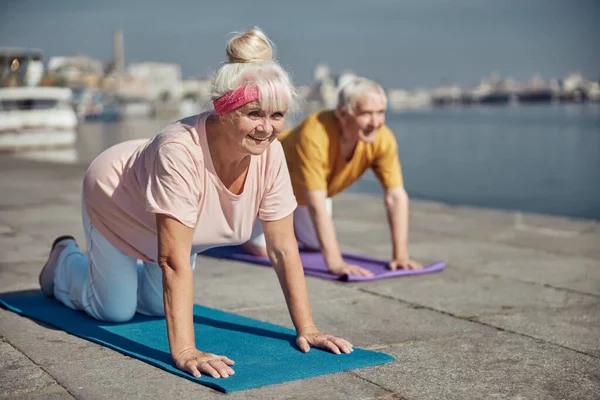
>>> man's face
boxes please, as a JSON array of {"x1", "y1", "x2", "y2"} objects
[{"x1": 341, "y1": 94, "x2": 386, "y2": 144}]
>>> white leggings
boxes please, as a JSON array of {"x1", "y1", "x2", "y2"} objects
[
  {"x1": 53, "y1": 205, "x2": 196, "y2": 322},
  {"x1": 249, "y1": 198, "x2": 333, "y2": 249}
]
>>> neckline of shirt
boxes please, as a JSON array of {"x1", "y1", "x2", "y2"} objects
[{"x1": 195, "y1": 112, "x2": 255, "y2": 201}]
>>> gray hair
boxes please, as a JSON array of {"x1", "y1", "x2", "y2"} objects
[
  {"x1": 337, "y1": 77, "x2": 387, "y2": 113},
  {"x1": 211, "y1": 28, "x2": 299, "y2": 113}
]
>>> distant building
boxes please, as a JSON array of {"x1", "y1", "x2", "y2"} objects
[
  {"x1": 179, "y1": 78, "x2": 213, "y2": 116},
  {"x1": 113, "y1": 29, "x2": 125, "y2": 77},
  {"x1": 0, "y1": 48, "x2": 44, "y2": 87},
  {"x1": 47, "y1": 55, "x2": 104, "y2": 88},
  {"x1": 181, "y1": 78, "x2": 211, "y2": 102},
  {"x1": 304, "y1": 64, "x2": 357, "y2": 110},
  {"x1": 127, "y1": 62, "x2": 182, "y2": 102},
  {"x1": 387, "y1": 89, "x2": 432, "y2": 110}
]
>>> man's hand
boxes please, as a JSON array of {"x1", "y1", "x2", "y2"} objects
[
  {"x1": 329, "y1": 262, "x2": 373, "y2": 277},
  {"x1": 388, "y1": 258, "x2": 422, "y2": 271}
]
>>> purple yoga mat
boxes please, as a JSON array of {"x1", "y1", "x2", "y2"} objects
[{"x1": 200, "y1": 245, "x2": 445, "y2": 282}]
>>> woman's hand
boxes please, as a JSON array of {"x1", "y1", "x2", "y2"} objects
[
  {"x1": 174, "y1": 348, "x2": 235, "y2": 378},
  {"x1": 296, "y1": 327, "x2": 354, "y2": 355}
]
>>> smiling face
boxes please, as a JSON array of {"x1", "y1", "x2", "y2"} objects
[
  {"x1": 338, "y1": 93, "x2": 386, "y2": 144},
  {"x1": 227, "y1": 100, "x2": 287, "y2": 156}
]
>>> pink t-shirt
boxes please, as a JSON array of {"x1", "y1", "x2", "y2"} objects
[{"x1": 83, "y1": 113, "x2": 297, "y2": 262}]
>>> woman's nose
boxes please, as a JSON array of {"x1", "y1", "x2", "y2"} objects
[{"x1": 258, "y1": 119, "x2": 273, "y2": 134}]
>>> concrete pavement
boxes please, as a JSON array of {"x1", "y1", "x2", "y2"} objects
[{"x1": 0, "y1": 155, "x2": 598, "y2": 399}]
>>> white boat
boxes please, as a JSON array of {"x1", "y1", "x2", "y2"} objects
[{"x1": 0, "y1": 87, "x2": 78, "y2": 152}]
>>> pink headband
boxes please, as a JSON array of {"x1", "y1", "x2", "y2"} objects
[{"x1": 213, "y1": 85, "x2": 260, "y2": 115}]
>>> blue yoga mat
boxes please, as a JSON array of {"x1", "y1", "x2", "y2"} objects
[{"x1": 0, "y1": 295, "x2": 394, "y2": 393}]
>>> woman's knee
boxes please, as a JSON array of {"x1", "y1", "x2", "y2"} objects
[
  {"x1": 89, "y1": 292, "x2": 138, "y2": 322},
  {"x1": 137, "y1": 294, "x2": 165, "y2": 317}
]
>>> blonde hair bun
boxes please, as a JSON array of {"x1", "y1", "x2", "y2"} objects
[{"x1": 226, "y1": 27, "x2": 274, "y2": 64}]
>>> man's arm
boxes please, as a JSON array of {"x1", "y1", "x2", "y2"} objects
[
  {"x1": 384, "y1": 187, "x2": 422, "y2": 270},
  {"x1": 306, "y1": 190, "x2": 372, "y2": 276}
]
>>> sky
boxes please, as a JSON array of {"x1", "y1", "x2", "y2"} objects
[{"x1": 0, "y1": 0, "x2": 598, "y2": 88}]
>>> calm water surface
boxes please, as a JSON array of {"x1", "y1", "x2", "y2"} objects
[{"x1": 18, "y1": 104, "x2": 599, "y2": 220}]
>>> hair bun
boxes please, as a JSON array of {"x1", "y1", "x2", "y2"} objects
[{"x1": 226, "y1": 27, "x2": 274, "y2": 64}]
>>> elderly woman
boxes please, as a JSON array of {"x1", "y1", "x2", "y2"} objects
[
  {"x1": 245, "y1": 77, "x2": 423, "y2": 277},
  {"x1": 39, "y1": 28, "x2": 353, "y2": 380}
]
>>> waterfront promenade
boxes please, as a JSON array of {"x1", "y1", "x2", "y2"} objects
[{"x1": 0, "y1": 155, "x2": 598, "y2": 399}]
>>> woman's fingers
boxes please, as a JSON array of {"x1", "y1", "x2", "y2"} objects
[
  {"x1": 198, "y1": 361, "x2": 222, "y2": 378},
  {"x1": 320, "y1": 338, "x2": 341, "y2": 354},
  {"x1": 298, "y1": 333, "x2": 355, "y2": 355},
  {"x1": 330, "y1": 336, "x2": 354, "y2": 354},
  {"x1": 184, "y1": 354, "x2": 236, "y2": 379},
  {"x1": 208, "y1": 359, "x2": 233, "y2": 378},
  {"x1": 219, "y1": 356, "x2": 236, "y2": 366},
  {"x1": 188, "y1": 363, "x2": 202, "y2": 378},
  {"x1": 309, "y1": 335, "x2": 341, "y2": 354},
  {"x1": 296, "y1": 335, "x2": 311, "y2": 352}
]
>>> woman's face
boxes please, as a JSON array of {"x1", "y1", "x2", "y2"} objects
[{"x1": 228, "y1": 101, "x2": 287, "y2": 156}]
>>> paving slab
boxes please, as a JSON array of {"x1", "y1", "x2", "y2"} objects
[
  {"x1": 492, "y1": 227, "x2": 600, "y2": 260},
  {"x1": 334, "y1": 193, "x2": 600, "y2": 260},
  {"x1": 234, "y1": 294, "x2": 493, "y2": 348},
  {"x1": 0, "y1": 164, "x2": 84, "y2": 209},
  {"x1": 0, "y1": 305, "x2": 401, "y2": 400},
  {"x1": 0, "y1": 309, "x2": 128, "y2": 366},
  {"x1": 194, "y1": 256, "x2": 366, "y2": 311},
  {"x1": 359, "y1": 267, "x2": 596, "y2": 317},
  {"x1": 0, "y1": 233, "x2": 49, "y2": 264},
  {"x1": 0, "y1": 339, "x2": 68, "y2": 398},
  {"x1": 477, "y1": 302, "x2": 600, "y2": 357},
  {"x1": 56, "y1": 354, "x2": 405, "y2": 400},
  {"x1": 0, "y1": 314, "x2": 401, "y2": 400},
  {"x1": 464, "y1": 255, "x2": 600, "y2": 296},
  {"x1": 0, "y1": 203, "x2": 85, "y2": 247},
  {"x1": 1, "y1": 156, "x2": 599, "y2": 400},
  {"x1": 9, "y1": 389, "x2": 74, "y2": 400},
  {"x1": 354, "y1": 331, "x2": 600, "y2": 400},
  {"x1": 375, "y1": 238, "x2": 600, "y2": 295}
]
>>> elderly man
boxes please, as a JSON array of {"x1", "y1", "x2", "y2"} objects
[{"x1": 246, "y1": 77, "x2": 422, "y2": 277}]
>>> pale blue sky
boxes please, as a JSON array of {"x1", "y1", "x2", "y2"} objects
[{"x1": 1, "y1": 0, "x2": 598, "y2": 88}]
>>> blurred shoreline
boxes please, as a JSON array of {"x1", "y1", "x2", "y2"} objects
[{"x1": 7, "y1": 103, "x2": 598, "y2": 221}]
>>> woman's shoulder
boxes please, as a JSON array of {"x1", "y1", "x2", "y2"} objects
[{"x1": 148, "y1": 114, "x2": 208, "y2": 155}]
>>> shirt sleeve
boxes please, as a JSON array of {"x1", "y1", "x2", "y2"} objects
[
  {"x1": 295, "y1": 121, "x2": 328, "y2": 192},
  {"x1": 258, "y1": 142, "x2": 298, "y2": 221},
  {"x1": 371, "y1": 127, "x2": 404, "y2": 190},
  {"x1": 145, "y1": 143, "x2": 201, "y2": 228}
]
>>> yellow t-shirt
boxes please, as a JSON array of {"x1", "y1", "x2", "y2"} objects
[{"x1": 279, "y1": 110, "x2": 403, "y2": 206}]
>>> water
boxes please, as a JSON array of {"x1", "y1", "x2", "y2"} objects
[
  {"x1": 350, "y1": 104, "x2": 600, "y2": 220},
  {"x1": 16, "y1": 104, "x2": 600, "y2": 220}
]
